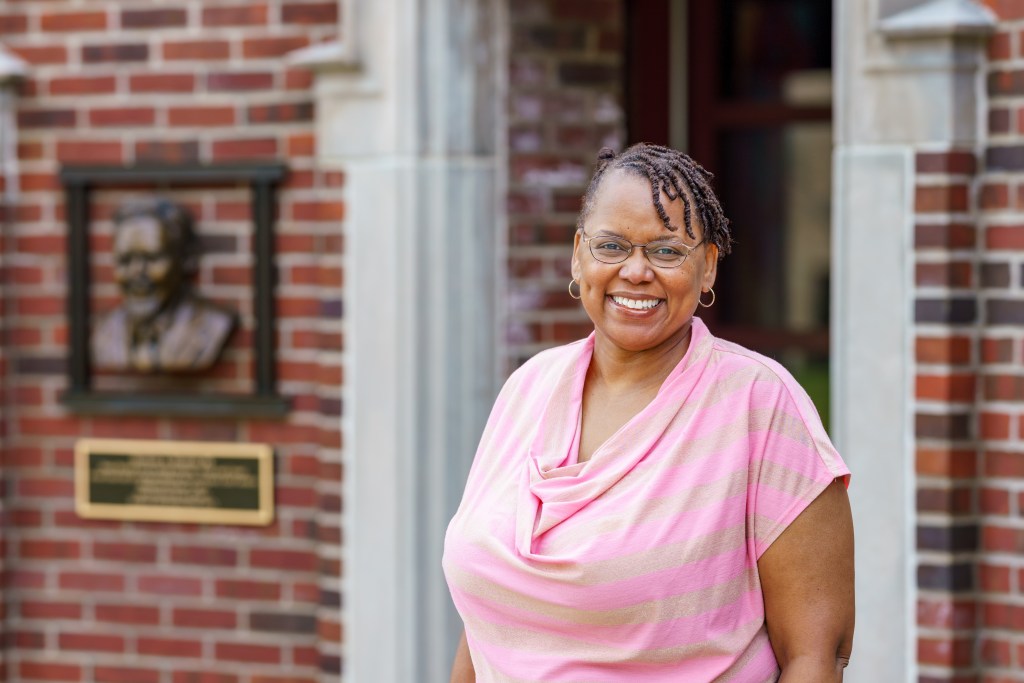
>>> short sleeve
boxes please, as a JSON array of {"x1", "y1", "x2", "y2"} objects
[{"x1": 747, "y1": 375, "x2": 850, "y2": 559}]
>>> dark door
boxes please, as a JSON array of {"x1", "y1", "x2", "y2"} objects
[{"x1": 627, "y1": 0, "x2": 833, "y2": 423}]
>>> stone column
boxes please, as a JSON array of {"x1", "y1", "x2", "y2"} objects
[
  {"x1": 832, "y1": 0, "x2": 993, "y2": 680},
  {"x1": 292, "y1": 1, "x2": 507, "y2": 681}
]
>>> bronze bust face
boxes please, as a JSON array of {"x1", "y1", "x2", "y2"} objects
[{"x1": 91, "y1": 197, "x2": 238, "y2": 373}]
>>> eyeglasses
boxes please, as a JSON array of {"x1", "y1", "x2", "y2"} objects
[{"x1": 580, "y1": 231, "x2": 703, "y2": 269}]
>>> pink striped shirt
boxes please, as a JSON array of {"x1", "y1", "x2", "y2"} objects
[{"x1": 443, "y1": 318, "x2": 850, "y2": 682}]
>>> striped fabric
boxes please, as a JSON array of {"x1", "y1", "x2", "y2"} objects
[{"x1": 443, "y1": 317, "x2": 850, "y2": 682}]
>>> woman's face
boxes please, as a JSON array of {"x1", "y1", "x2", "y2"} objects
[{"x1": 571, "y1": 169, "x2": 718, "y2": 355}]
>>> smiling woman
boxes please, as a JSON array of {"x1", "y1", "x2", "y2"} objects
[{"x1": 444, "y1": 143, "x2": 854, "y2": 683}]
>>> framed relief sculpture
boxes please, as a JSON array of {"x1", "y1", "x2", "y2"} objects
[{"x1": 59, "y1": 163, "x2": 289, "y2": 418}]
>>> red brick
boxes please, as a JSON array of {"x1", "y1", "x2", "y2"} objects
[
  {"x1": 989, "y1": 30, "x2": 1012, "y2": 60},
  {"x1": 980, "y1": 563, "x2": 1011, "y2": 592},
  {"x1": 41, "y1": 11, "x2": 107, "y2": 32},
  {"x1": 983, "y1": 526, "x2": 1024, "y2": 553},
  {"x1": 981, "y1": 638, "x2": 1012, "y2": 667},
  {"x1": 0, "y1": 13, "x2": 28, "y2": 34},
  {"x1": 19, "y1": 661, "x2": 81, "y2": 681},
  {"x1": 916, "y1": 151, "x2": 977, "y2": 175},
  {"x1": 173, "y1": 608, "x2": 237, "y2": 629},
  {"x1": 992, "y1": 0, "x2": 1024, "y2": 21},
  {"x1": 129, "y1": 73, "x2": 195, "y2": 93},
  {"x1": 216, "y1": 579, "x2": 282, "y2": 600},
  {"x1": 19, "y1": 173, "x2": 59, "y2": 192},
  {"x1": 94, "y1": 667, "x2": 160, "y2": 683},
  {"x1": 915, "y1": 185, "x2": 969, "y2": 213},
  {"x1": 243, "y1": 36, "x2": 309, "y2": 59},
  {"x1": 282, "y1": 2, "x2": 339, "y2": 23},
  {"x1": 207, "y1": 71, "x2": 274, "y2": 91},
  {"x1": 917, "y1": 636, "x2": 973, "y2": 667},
  {"x1": 285, "y1": 68, "x2": 314, "y2": 90},
  {"x1": 134, "y1": 140, "x2": 200, "y2": 164},
  {"x1": 983, "y1": 601, "x2": 1024, "y2": 628},
  {"x1": 121, "y1": 8, "x2": 188, "y2": 29},
  {"x1": 986, "y1": 225, "x2": 1024, "y2": 249},
  {"x1": 20, "y1": 539, "x2": 80, "y2": 560},
  {"x1": 16, "y1": 296, "x2": 63, "y2": 316},
  {"x1": 980, "y1": 487, "x2": 1011, "y2": 514},
  {"x1": 49, "y1": 75, "x2": 116, "y2": 96},
  {"x1": 59, "y1": 632, "x2": 125, "y2": 653},
  {"x1": 915, "y1": 373, "x2": 975, "y2": 402},
  {"x1": 249, "y1": 549, "x2": 317, "y2": 571},
  {"x1": 137, "y1": 575, "x2": 203, "y2": 597},
  {"x1": 168, "y1": 106, "x2": 236, "y2": 127},
  {"x1": 82, "y1": 43, "x2": 148, "y2": 63},
  {"x1": 291, "y1": 201, "x2": 344, "y2": 222},
  {"x1": 980, "y1": 412, "x2": 1011, "y2": 440},
  {"x1": 138, "y1": 636, "x2": 203, "y2": 658},
  {"x1": 914, "y1": 223, "x2": 975, "y2": 249},
  {"x1": 89, "y1": 107, "x2": 155, "y2": 127},
  {"x1": 21, "y1": 601, "x2": 81, "y2": 619},
  {"x1": 10, "y1": 45, "x2": 67, "y2": 65},
  {"x1": 172, "y1": 674, "x2": 238, "y2": 683},
  {"x1": 981, "y1": 182, "x2": 1010, "y2": 209},
  {"x1": 203, "y1": 5, "x2": 269, "y2": 26},
  {"x1": 287, "y1": 132, "x2": 315, "y2": 156},
  {"x1": 14, "y1": 631, "x2": 46, "y2": 649},
  {"x1": 56, "y1": 140, "x2": 123, "y2": 164},
  {"x1": 95, "y1": 604, "x2": 160, "y2": 626},
  {"x1": 982, "y1": 337, "x2": 1014, "y2": 363},
  {"x1": 171, "y1": 545, "x2": 237, "y2": 567},
  {"x1": 984, "y1": 374, "x2": 1024, "y2": 401},
  {"x1": 163, "y1": 40, "x2": 231, "y2": 61},
  {"x1": 211, "y1": 138, "x2": 278, "y2": 162},
  {"x1": 93, "y1": 541, "x2": 158, "y2": 563},
  {"x1": 214, "y1": 642, "x2": 281, "y2": 664},
  {"x1": 249, "y1": 102, "x2": 314, "y2": 124},
  {"x1": 916, "y1": 336, "x2": 972, "y2": 364},
  {"x1": 58, "y1": 571, "x2": 125, "y2": 592},
  {"x1": 18, "y1": 477, "x2": 73, "y2": 498}
]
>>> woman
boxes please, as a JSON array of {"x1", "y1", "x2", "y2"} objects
[{"x1": 444, "y1": 144, "x2": 853, "y2": 682}]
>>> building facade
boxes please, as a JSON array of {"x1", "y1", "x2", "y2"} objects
[{"x1": 0, "y1": 0, "x2": 1018, "y2": 682}]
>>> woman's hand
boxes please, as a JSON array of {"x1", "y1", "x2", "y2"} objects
[
  {"x1": 450, "y1": 629, "x2": 476, "y2": 683},
  {"x1": 758, "y1": 478, "x2": 855, "y2": 682}
]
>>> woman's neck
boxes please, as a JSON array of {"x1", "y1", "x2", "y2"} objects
[{"x1": 587, "y1": 323, "x2": 693, "y2": 393}]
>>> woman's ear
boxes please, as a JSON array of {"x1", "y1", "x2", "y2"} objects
[
  {"x1": 571, "y1": 230, "x2": 583, "y2": 281},
  {"x1": 702, "y1": 242, "x2": 718, "y2": 291}
]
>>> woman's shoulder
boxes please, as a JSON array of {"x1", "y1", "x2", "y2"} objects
[
  {"x1": 704, "y1": 333, "x2": 819, "y2": 418},
  {"x1": 503, "y1": 337, "x2": 589, "y2": 388}
]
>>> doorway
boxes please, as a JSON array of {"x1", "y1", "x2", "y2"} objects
[{"x1": 627, "y1": 0, "x2": 834, "y2": 424}]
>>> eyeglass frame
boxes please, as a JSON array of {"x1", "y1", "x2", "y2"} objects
[{"x1": 578, "y1": 229, "x2": 705, "y2": 269}]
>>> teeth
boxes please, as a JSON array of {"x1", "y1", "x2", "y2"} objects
[{"x1": 612, "y1": 296, "x2": 661, "y2": 310}]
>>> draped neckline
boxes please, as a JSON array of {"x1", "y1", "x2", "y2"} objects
[{"x1": 515, "y1": 317, "x2": 714, "y2": 560}]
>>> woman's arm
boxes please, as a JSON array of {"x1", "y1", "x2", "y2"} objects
[
  {"x1": 758, "y1": 478, "x2": 855, "y2": 682},
  {"x1": 450, "y1": 629, "x2": 476, "y2": 683}
]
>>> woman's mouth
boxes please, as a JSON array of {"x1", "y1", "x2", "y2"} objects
[{"x1": 610, "y1": 295, "x2": 663, "y2": 311}]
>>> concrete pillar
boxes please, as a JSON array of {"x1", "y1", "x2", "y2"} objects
[{"x1": 292, "y1": 1, "x2": 507, "y2": 681}]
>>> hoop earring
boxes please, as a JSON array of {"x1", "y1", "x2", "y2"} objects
[
  {"x1": 698, "y1": 287, "x2": 715, "y2": 308},
  {"x1": 568, "y1": 278, "x2": 582, "y2": 300}
]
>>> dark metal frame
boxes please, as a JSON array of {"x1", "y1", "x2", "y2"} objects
[{"x1": 58, "y1": 163, "x2": 290, "y2": 418}]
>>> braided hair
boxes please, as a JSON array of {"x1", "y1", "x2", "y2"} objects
[{"x1": 576, "y1": 143, "x2": 732, "y2": 258}]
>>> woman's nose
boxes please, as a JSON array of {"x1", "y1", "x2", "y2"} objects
[{"x1": 617, "y1": 248, "x2": 653, "y2": 282}]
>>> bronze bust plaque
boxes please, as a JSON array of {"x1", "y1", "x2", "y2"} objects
[{"x1": 91, "y1": 196, "x2": 238, "y2": 373}]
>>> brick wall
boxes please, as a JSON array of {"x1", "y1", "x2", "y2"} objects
[
  {"x1": 506, "y1": 0, "x2": 625, "y2": 370},
  {"x1": 976, "y1": 3, "x2": 1024, "y2": 678},
  {"x1": 913, "y1": 149, "x2": 981, "y2": 681},
  {"x1": 0, "y1": 2, "x2": 343, "y2": 681}
]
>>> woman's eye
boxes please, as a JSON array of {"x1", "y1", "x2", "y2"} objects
[
  {"x1": 596, "y1": 241, "x2": 627, "y2": 251},
  {"x1": 650, "y1": 246, "x2": 683, "y2": 257}
]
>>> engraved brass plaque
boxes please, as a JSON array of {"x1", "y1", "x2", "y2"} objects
[{"x1": 75, "y1": 438, "x2": 273, "y2": 526}]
